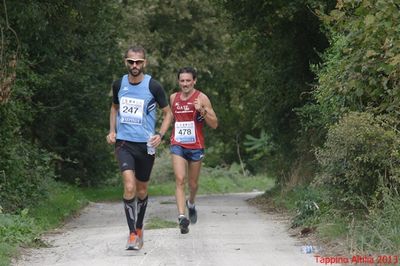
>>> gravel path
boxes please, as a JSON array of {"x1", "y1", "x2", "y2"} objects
[{"x1": 13, "y1": 192, "x2": 318, "y2": 266}]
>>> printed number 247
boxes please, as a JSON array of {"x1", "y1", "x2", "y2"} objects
[{"x1": 123, "y1": 106, "x2": 138, "y2": 114}]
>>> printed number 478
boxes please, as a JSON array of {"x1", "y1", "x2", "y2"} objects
[{"x1": 178, "y1": 129, "x2": 191, "y2": 135}]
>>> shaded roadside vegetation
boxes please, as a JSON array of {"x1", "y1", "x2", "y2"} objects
[
  {"x1": 1, "y1": 0, "x2": 399, "y2": 264},
  {"x1": 238, "y1": 0, "x2": 400, "y2": 256},
  {"x1": 0, "y1": 181, "x2": 87, "y2": 266}
]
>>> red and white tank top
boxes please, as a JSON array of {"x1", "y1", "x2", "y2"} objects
[{"x1": 170, "y1": 90, "x2": 205, "y2": 149}]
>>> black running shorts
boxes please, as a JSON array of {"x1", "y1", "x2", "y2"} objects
[{"x1": 115, "y1": 140, "x2": 155, "y2": 182}]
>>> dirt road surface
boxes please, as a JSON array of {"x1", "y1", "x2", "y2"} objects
[{"x1": 13, "y1": 192, "x2": 319, "y2": 266}]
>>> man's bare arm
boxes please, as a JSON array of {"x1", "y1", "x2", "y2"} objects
[
  {"x1": 196, "y1": 94, "x2": 218, "y2": 129},
  {"x1": 106, "y1": 103, "x2": 118, "y2": 144}
]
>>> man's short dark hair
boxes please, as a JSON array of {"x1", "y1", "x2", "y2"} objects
[
  {"x1": 125, "y1": 45, "x2": 146, "y2": 58},
  {"x1": 177, "y1": 67, "x2": 197, "y2": 80}
]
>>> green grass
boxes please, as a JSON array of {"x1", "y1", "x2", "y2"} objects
[
  {"x1": 269, "y1": 185, "x2": 349, "y2": 236},
  {"x1": 145, "y1": 217, "x2": 177, "y2": 230},
  {"x1": 266, "y1": 184, "x2": 400, "y2": 255},
  {"x1": 348, "y1": 193, "x2": 400, "y2": 254},
  {"x1": 0, "y1": 244, "x2": 13, "y2": 266},
  {"x1": 82, "y1": 173, "x2": 274, "y2": 202},
  {"x1": 81, "y1": 182, "x2": 175, "y2": 202},
  {"x1": 317, "y1": 214, "x2": 349, "y2": 240},
  {"x1": 82, "y1": 151, "x2": 275, "y2": 202},
  {"x1": 0, "y1": 181, "x2": 87, "y2": 266},
  {"x1": 30, "y1": 184, "x2": 88, "y2": 230}
]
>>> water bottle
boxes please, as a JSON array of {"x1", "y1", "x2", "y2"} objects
[
  {"x1": 301, "y1": 245, "x2": 315, "y2": 254},
  {"x1": 146, "y1": 137, "x2": 155, "y2": 155}
]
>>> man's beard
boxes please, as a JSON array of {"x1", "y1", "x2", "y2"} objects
[{"x1": 129, "y1": 67, "x2": 142, "y2": 77}]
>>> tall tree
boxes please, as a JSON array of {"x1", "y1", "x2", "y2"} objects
[
  {"x1": 219, "y1": 0, "x2": 335, "y2": 180},
  {"x1": 3, "y1": 1, "x2": 123, "y2": 185}
]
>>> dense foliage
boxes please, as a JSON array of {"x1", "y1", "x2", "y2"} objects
[
  {"x1": 309, "y1": 0, "x2": 400, "y2": 208},
  {"x1": 316, "y1": 112, "x2": 400, "y2": 209},
  {"x1": 1, "y1": 0, "x2": 122, "y2": 212},
  {"x1": 0, "y1": 101, "x2": 54, "y2": 213},
  {"x1": 219, "y1": 0, "x2": 336, "y2": 178},
  {"x1": 315, "y1": 0, "x2": 400, "y2": 120},
  {"x1": 292, "y1": 0, "x2": 400, "y2": 253},
  {"x1": 221, "y1": 0, "x2": 400, "y2": 252}
]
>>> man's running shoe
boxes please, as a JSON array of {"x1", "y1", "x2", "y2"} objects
[
  {"x1": 135, "y1": 228, "x2": 144, "y2": 250},
  {"x1": 186, "y1": 200, "x2": 197, "y2": 224},
  {"x1": 179, "y1": 216, "x2": 190, "y2": 234},
  {"x1": 126, "y1": 232, "x2": 138, "y2": 250}
]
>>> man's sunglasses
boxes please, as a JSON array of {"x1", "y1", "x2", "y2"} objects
[{"x1": 126, "y1": 58, "x2": 145, "y2": 65}]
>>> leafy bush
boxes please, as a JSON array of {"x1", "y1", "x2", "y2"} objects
[
  {"x1": 315, "y1": 112, "x2": 400, "y2": 209},
  {"x1": 0, "y1": 210, "x2": 38, "y2": 244},
  {"x1": 0, "y1": 141, "x2": 55, "y2": 213},
  {"x1": 293, "y1": 198, "x2": 321, "y2": 227},
  {"x1": 276, "y1": 185, "x2": 330, "y2": 227},
  {"x1": 310, "y1": 2, "x2": 400, "y2": 210},
  {"x1": 0, "y1": 103, "x2": 56, "y2": 213},
  {"x1": 314, "y1": 0, "x2": 400, "y2": 123},
  {"x1": 0, "y1": 211, "x2": 39, "y2": 265}
]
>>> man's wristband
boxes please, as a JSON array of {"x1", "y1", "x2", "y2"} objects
[{"x1": 155, "y1": 132, "x2": 164, "y2": 140}]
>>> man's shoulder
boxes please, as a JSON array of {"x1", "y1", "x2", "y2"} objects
[
  {"x1": 149, "y1": 77, "x2": 162, "y2": 87},
  {"x1": 196, "y1": 89, "x2": 209, "y2": 99},
  {"x1": 112, "y1": 79, "x2": 123, "y2": 95},
  {"x1": 149, "y1": 78, "x2": 165, "y2": 94}
]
